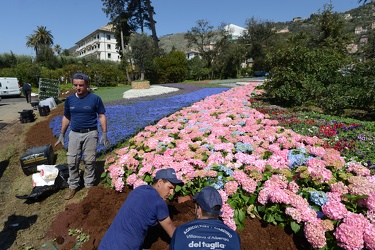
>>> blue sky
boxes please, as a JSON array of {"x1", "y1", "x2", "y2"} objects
[{"x1": 0, "y1": 0, "x2": 361, "y2": 55}]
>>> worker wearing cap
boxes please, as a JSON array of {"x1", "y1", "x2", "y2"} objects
[
  {"x1": 54, "y1": 72, "x2": 110, "y2": 200},
  {"x1": 169, "y1": 186, "x2": 241, "y2": 249},
  {"x1": 99, "y1": 168, "x2": 184, "y2": 250}
]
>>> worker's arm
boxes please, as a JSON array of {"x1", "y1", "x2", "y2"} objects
[
  {"x1": 60, "y1": 115, "x2": 70, "y2": 134},
  {"x1": 98, "y1": 114, "x2": 107, "y2": 132},
  {"x1": 159, "y1": 216, "x2": 176, "y2": 238}
]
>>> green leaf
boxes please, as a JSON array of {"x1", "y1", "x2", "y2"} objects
[
  {"x1": 237, "y1": 209, "x2": 246, "y2": 223},
  {"x1": 175, "y1": 185, "x2": 182, "y2": 193},
  {"x1": 290, "y1": 221, "x2": 301, "y2": 234}
]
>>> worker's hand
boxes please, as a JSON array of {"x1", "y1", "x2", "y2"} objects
[
  {"x1": 100, "y1": 132, "x2": 110, "y2": 147},
  {"x1": 55, "y1": 133, "x2": 65, "y2": 147}
]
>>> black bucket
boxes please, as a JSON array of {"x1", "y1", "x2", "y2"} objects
[
  {"x1": 38, "y1": 106, "x2": 50, "y2": 116},
  {"x1": 19, "y1": 144, "x2": 54, "y2": 175}
]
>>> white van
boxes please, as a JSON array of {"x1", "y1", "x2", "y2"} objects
[{"x1": 0, "y1": 77, "x2": 21, "y2": 97}]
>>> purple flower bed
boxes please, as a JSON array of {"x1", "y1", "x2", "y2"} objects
[{"x1": 49, "y1": 87, "x2": 230, "y2": 153}]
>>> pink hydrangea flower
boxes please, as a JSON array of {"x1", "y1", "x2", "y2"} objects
[
  {"x1": 304, "y1": 220, "x2": 328, "y2": 249},
  {"x1": 224, "y1": 181, "x2": 239, "y2": 196},
  {"x1": 364, "y1": 223, "x2": 375, "y2": 249},
  {"x1": 322, "y1": 201, "x2": 348, "y2": 220}
]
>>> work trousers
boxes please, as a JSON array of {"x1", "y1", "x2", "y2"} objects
[
  {"x1": 67, "y1": 130, "x2": 98, "y2": 189},
  {"x1": 25, "y1": 91, "x2": 31, "y2": 103}
]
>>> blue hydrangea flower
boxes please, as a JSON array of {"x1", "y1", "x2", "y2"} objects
[
  {"x1": 288, "y1": 148, "x2": 313, "y2": 169},
  {"x1": 231, "y1": 131, "x2": 244, "y2": 136},
  {"x1": 199, "y1": 126, "x2": 211, "y2": 132},
  {"x1": 217, "y1": 164, "x2": 234, "y2": 176},
  {"x1": 212, "y1": 176, "x2": 224, "y2": 189},
  {"x1": 309, "y1": 191, "x2": 328, "y2": 206},
  {"x1": 235, "y1": 142, "x2": 253, "y2": 153},
  {"x1": 202, "y1": 143, "x2": 215, "y2": 152},
  {"x1": 316, "y1": 210, "x2": 325, "y2": 219},
  {"x1": 237, "y1": 121, "x2": 246, "y2": 127}
]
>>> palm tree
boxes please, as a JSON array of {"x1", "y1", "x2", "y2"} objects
[
  {"x1": 54, "y1": 44, "x2": 62, "y2": 56},
  {"x1": 25, "y1": 26, "x2": 54, "y2": 57},
  {"x1": 26, "y1": 33, "x2": 39, "y2": 54}
]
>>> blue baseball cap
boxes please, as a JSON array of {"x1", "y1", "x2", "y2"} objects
[
  {"x1": 194, "y1": 186, "x2": 223, "y2": 215},
  {"x1": 155, "y1": 168, "x2": 183, "y2": 185},
  {"x1": 72, "y1": 73, "x2": 89, "y2": 83}
]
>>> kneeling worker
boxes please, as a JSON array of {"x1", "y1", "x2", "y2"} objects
[
  {"x1": 170, "y1": 186, "x2": 241, "y2": 249},
  {"x1": 99, "y1": 168, "x2": 184, "y2": 249}
]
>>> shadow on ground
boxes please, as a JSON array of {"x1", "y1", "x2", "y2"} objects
[{"x1": 0, "y1": 214, "x2": 38, "y2": 249}]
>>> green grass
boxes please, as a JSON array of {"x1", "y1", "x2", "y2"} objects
[{"x1": 93, "y1": 86, "x2": 131, "y2": 102}]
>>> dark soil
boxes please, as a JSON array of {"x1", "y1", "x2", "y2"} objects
[{"x1": 1, "y1": 86, "x2": 311, "y2": 250}]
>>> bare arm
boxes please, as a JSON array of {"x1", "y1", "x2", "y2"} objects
[
  {"x1": 61, "y1": 116, "x2": 71, "y2": 134},
  {"x1": 98, "y1": 114, "x2": 107, "y2": 132},
  {"x1": 159, "y1": 216, "x2": 176, "y2": 238}
]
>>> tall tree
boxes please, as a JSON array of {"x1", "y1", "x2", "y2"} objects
[
  {"x1": 128, "y1": 33, "x2": 156, "y2": 80},
  {"x1": 26, "y1": 34, "x2": 38, "y2": 55},
  {"x1": 34, "y1": 26, "x2": 54, "y2": 47},
  {"x1": 145, "y1": 0, "x2": 158, "y2": 48},
  {"x1": 26, "y1": 26, "x2": 54, "y2": 63},
  {"x1": 239, "y1": 17, "x2": 275, "y2": 71},
  {"x1": 54, "y1": 44, "x2": 62, "y2": 56},
  {"x1": 313, "y1": 3, "x2": 352, "y2": 53},
  {"x1": 184, "y1": 19, "x2": 216, "y2": 68},
  {"x1": 101, "y1": 0, "x2": 158, "y2": 49}
]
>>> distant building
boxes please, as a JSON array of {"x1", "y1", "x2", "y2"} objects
[
  {"x1": 355, "y1": 26, "x2": 367, "y2": 35},
  {"x1": 185, "y1": 49, "x2": 201, "y2": 60},
  {"x1": 276, "y1": 27, "x2": 289, "y2": 33},
  {"x1": 344, "y1": 14, "x2": 352, "y2": 20},
  {"x1": 360, "y1": 35, "x2": 368, "y2": 44},
  {"x1": 74, "y1": 24, "x2": 120, "y2": 62},
  {"x1": 223, "y1": 24, "x2": 247, "y2": 41},
  {"x1": 293, "y1": 17, "x2": 303, "y2": 22},
  {"x1": 347, "y1": 43, "x2": 358, "y2": 54}
]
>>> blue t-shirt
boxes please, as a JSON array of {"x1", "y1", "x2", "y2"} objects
[
  {"x1": 170, "y1": 219, "x2": 241, "y2": 250},
  {"x1": 99, "y1": 185, "x2": 170, "y2": 250},
  {"x1": 64, "y1": 92, "x2": 105, "y2": 131}
]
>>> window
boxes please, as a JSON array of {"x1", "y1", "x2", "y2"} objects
[
  {"x1": 107, "y1": 44, "x2": 111, "y2": 49},
  {"x1": 108, "y1": 53, "x2": 111, "y2": 59},
  {"x1": 106, "y1": 34, "x2": 111, "y2": 40}
]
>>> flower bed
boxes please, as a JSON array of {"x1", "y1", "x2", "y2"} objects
[
  {"x1": 253, "y1": 104, "x2": 375, "y2": 170},
  {"x1": 102, "y1": 83, "x2": 375, "y2": 249}
]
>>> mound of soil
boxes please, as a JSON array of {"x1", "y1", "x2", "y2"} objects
[{"x1": 1, "y1": 87, "x2": 310, "y2": 249}]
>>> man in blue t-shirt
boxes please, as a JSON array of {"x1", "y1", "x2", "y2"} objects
[
  {"x1": 54, "y1": 72, "x2": 110, "y2": 200},
  {"x1": 99, "y1": 168, "x2": 184, "y2": 250},
  {"x1": 170, "y1": 186, "x2": 241, "y2": 250}
]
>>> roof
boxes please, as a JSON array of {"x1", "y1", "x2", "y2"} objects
[
  {"x1": 75, "y1": 24, "x2": 114, "y2": 45},
  {"x1": 223, "y1": 24, "x2": 247, "y2": 38}
]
